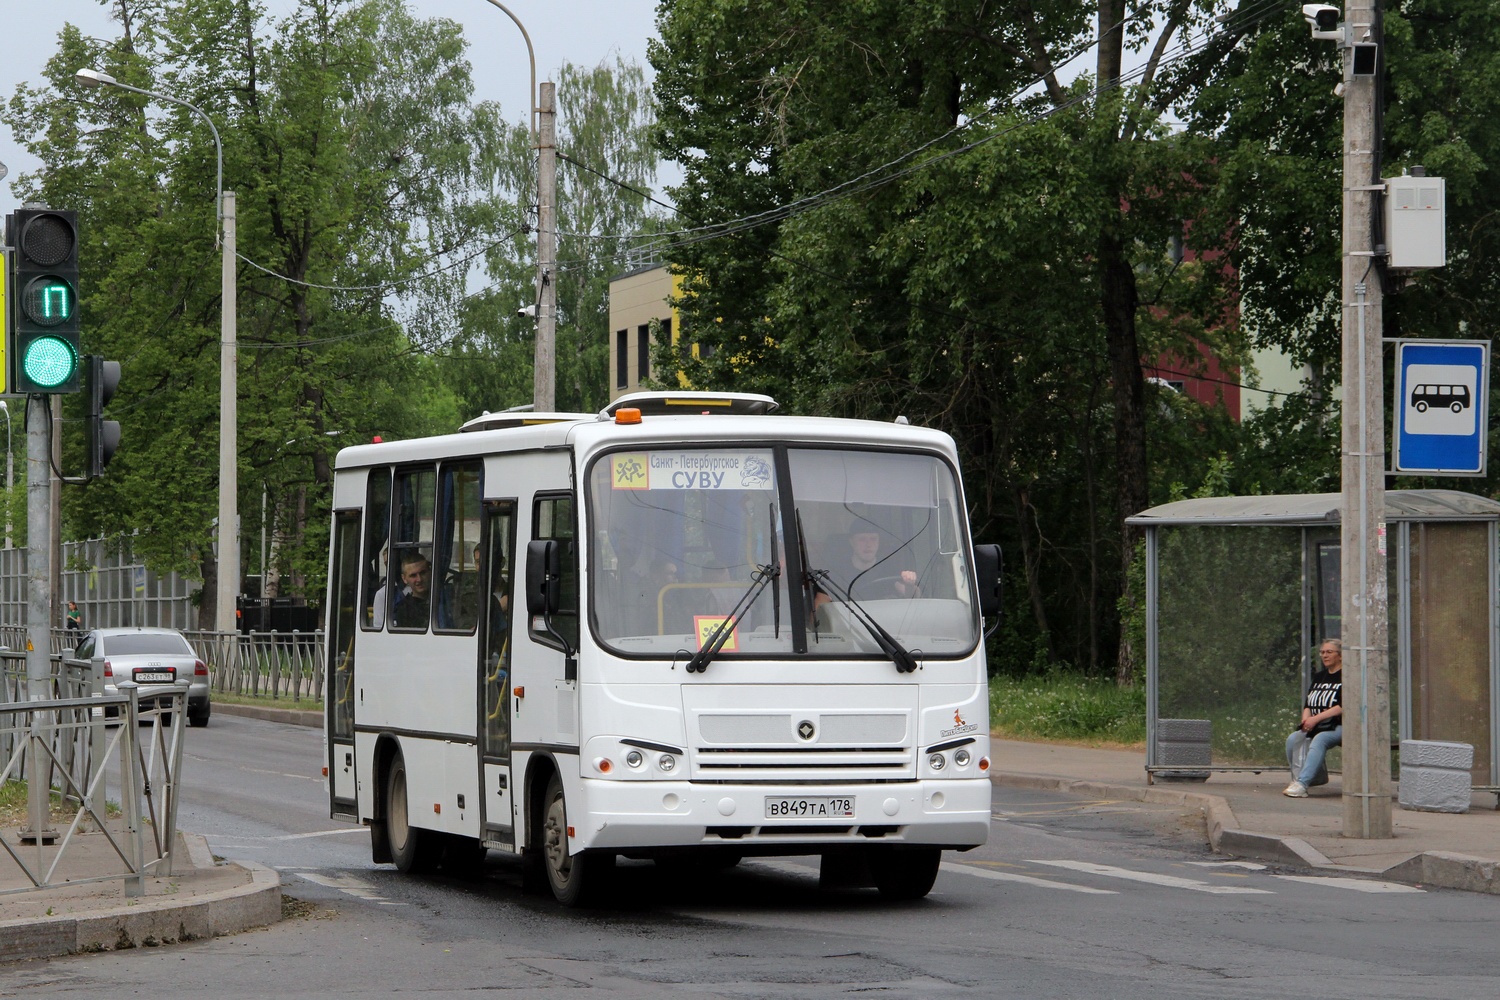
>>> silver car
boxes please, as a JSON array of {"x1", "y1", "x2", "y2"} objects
[{"x1": 74, "y1": 627, "x2": 211, "y2": 727}]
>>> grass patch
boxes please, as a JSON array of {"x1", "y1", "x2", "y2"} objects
[
  {"x1": 989, "y1": 672, "x2": 1147, "y2": 748},
  {"x1": 214, "y1": 690, "x2": 323, "y2": 712},
  {"x1": 0, "y1": 779, "x2": 119, "y2": 826}
]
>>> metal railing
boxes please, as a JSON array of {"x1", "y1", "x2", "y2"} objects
[
  {"x1": 182, "y1": 629, "x2": 325, "y2": 704},
  {"x1": 0, "y1": 671, "x2": 187, "y2": 898},
  {"x1": 3, "y1": 626, "x2": 327, "y2": 708}
]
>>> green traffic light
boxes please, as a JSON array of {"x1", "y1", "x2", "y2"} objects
[{"x1": 22, "y1": 337, "x2": 79, "y2": 389}]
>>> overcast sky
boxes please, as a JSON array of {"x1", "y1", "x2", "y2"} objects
[{"x1": 1, "y1": 0, "x2": 666, "y2": 201}]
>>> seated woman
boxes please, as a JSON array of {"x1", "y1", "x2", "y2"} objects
[{"x1": 1284, "y1": 639, "x2": 1343, "y2": 798}]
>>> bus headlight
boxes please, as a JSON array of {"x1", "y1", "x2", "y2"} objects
[
  {"x1": 928, "y1": 752, "x2": 946, "y2": 771},
  {"x1": 625, "y1": 750, "x2": 644, "y2": 769},
  {"x1": 658, "y1": 754, "x2": 677, "y2": 772},
  {"x1": 954, "y1": 748, "x2": 971, "y2": 767}
]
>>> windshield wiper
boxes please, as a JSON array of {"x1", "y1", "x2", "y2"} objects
[
  {"x1": 769, "y1": 504, "x2": 782, "y2": 639},
  {"x1": 806, "y1": 569, "x2": 920, "y2": 674},
  {"x1": 685, "y1": 562, "x2": 779, "y2": 674}
]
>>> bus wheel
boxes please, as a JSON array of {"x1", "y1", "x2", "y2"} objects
[
  {"x1": 385, "y1": 753, "x2": 439, "y2": 874},
  {"x1": 541, "y1": 773, "x2": 609, "y2": 906},
  {"x1": 871, "y1": 847, "x2": 941, "y2": 901}
]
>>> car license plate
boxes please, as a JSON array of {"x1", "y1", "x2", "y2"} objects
[
  {"x1": 134, "y1": 670, "x2": 174, "y2": 683},
  {"x1": 765, "y1": 795, "x2": 855, "y2": 819}
]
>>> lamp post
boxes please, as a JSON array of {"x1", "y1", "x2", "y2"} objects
[
  {"x1": 0, "y1": 400, "x2": 11, "y2": 549},
  {"x1": 75, "y1": 68, "x2": 239, "y2": 638},
  {"x1": 478, "y1": 1, "x2": 556, "y2": 412}
]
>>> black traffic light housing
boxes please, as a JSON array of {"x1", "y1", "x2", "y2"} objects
[
  {"x1": 86, "y1": 355, "x2": 121, "y2": 478},
  {"x1": 7, "y1": 208, "x2": 81, "y2": 393}
]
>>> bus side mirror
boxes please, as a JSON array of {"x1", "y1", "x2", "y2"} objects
[
  {"x1": 974, "y1": 543, "x2": 1003, "y2": 619},
  {"x1": 526, "y1": 539, "x2": 562, "y2": 619}
]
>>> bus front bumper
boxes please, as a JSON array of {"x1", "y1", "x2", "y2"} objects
[{"x1": 575, "y1": 778, "x2": 991, "y2": 852}]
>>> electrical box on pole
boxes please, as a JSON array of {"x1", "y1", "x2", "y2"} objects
[
  {"x1": 7, "y1": 208, "x2": 80, "y2": 393},
  {"x1": 1385, "y1": 171, "x2": 1446, "y2": 270}
]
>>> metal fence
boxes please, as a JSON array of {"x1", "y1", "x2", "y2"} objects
[
  {"x1": 0, "y1": 626, "x2": 327, "y2": 708},
  {"x1": 185, "y1": 629, "x2": 326, "y2": 704},
  {"x1": 0, "y1": 651, "x2": 187, "y2": 897}
]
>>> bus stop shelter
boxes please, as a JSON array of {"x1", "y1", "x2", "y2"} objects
[{"x1": 1127, "y1": 489, "x2": 1500, "y2": 792}]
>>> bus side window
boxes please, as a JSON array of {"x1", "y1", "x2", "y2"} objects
[
  {"x1": 362, "y1": 469, "x2": 391, "y2": 630},
  {"x1": 390, "y1": 467, "x2": 437, "y2": 632},
  {"x1": 435, "y1": 461, "x2": 483, "y2": 632},
  {"x1": 531, "y1": 495, "x2": 578, "y2": 650}
]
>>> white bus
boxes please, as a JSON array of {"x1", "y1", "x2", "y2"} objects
[{"x1": 324, "y1": 391, "x2": 1002, "y2": 905}]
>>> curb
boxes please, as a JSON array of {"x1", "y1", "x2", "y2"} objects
[
  {"x1": 213, "y1": 701, "x2": 322, "y2": 729},
  {"x1": 990, "y1": 770, "x2": 1500, "y2": 895},
  {"x1": 0, "y1": 857, "x2": 281, "y2": 964}
]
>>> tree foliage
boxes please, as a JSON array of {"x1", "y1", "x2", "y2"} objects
[{"x1": 4, "y1": 0, "x2": 659, "y2": 622}]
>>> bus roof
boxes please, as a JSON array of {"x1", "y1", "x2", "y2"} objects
[{"x1": 335, "y1": 393, "x2": 957, "y2": 471}]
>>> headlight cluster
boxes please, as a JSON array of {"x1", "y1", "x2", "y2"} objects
[
  {"x1": 926, "y1": 740, "x2": 988, "y2": 774},
  {"x1": 589, "y1": 740, "x2": 683, "y2": 778}
]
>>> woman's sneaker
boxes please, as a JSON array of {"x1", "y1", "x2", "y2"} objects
[{"x1": 1283, "y1": 780, "x2": 1309, "y2": 798}]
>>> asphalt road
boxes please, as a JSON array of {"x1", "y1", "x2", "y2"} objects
[{"x1": 2, "y1": 713, "x2": 1497, "y2": 999}]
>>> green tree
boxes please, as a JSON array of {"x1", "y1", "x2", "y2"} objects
[
  {"x1": 650, "y1": 1, "x2": 1251, "y2": 675},
  {"x1": 6, "y1": 0, "x2": 501, "y2": 622},
  {"x1": 437, "y1": 56, "x2": 662, "y2": 418}
]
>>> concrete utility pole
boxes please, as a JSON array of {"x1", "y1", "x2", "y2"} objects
[
  {"x1": 23, "y1": 394, "x2": 56, "y2": 841},
  {"x1": 534, "y1": 82, "x2": 557, "y2": 413},
  {"x1": 217, "y1": 189, "x2": 238, "y2": 640},
  {"x1": 1339, "y1": 0, "x2": 1392, "y2": 839}
]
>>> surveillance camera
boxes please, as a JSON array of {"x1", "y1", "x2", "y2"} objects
[
  {"x1": 1302, "y1": 4, "x2": 1341, "y2": 39},
  {"x1": 517, "y1": 304, "x2": 538, "y2": 318}
]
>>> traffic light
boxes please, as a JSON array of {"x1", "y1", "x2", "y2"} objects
[
  {"x1": 86, "y1": 355, "x2": 121, "y2": 478},
  {"x1": 7, "y1": 208, "x2": 80, "y2": 393}
]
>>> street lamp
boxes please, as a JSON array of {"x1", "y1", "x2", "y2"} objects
[
  {"x1": 478, "y1": 1, "x2": 556, "y2": 413},
  {"x1": 75, "y1": 67, "x2": 239, "y2": 638},
  {"x1": 0, "y1": 400, "x2": 11, "y2": 548}
]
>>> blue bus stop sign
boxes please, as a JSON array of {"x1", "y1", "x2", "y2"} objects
[{"x1": 1394, "y1": 340, "x2": 1489, "y2": 476}]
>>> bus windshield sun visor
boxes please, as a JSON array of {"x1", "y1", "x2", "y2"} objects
[{"x1": 684, "y1": 562, "x2": 781, "y2": 674}]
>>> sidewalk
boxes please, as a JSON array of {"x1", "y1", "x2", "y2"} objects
[
  {"x1": 0, "y1": 825, "x2": 280, "y2": 963},
  {"x1": 992, "y1": 738, "x2": 1500, "y2": 892}
]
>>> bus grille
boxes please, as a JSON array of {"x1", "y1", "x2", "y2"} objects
[
  {"x1": 691, "y1": 710, "x2": 913, "y2": 781},
  {"x1": 691, "y1": 747, "x2": 913, "y2": 781}
]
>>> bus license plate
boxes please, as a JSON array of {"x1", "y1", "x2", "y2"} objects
[
  {"x1": 134, "y1": 671, "x2": 173, "y2": 683},
  {"x1": 765, "y1": 795, "x2": 855, "y2": 819}
]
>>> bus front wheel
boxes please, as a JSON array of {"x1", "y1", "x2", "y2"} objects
[
  {"x1": 871, "y1": 847, "x2": 941, "y2": 900},
  {"x1": 385, "y1": 753, "x2": 439, "y2": 874},
  {"x1": 541, "y1": 772, "x2": 610, "y2": 906}
]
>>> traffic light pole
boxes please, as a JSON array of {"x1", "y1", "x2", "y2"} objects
[{"x1": 22, "y1": 394, "x2": 56, "y2": 842}]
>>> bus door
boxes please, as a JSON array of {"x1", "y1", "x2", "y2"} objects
[
  {"x1": 326, "y1": 509, "x2": 363, "y2": 818},
  {"x1": 479, "y1": 499, "x2": 517, "y2": 846}
]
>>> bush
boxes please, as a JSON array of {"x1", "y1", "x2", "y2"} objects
[{"x1": 989, "y1": 671, "x2": 1146, "y2": 745}]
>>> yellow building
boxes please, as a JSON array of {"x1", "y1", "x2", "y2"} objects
[{"x1": 607, "y1": 264, "x2": 681, "y2": 401}]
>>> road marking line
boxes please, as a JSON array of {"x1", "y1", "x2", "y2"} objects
[
  {"x1": 273, "y1": 827, "x2": 367, "y2": 841},
  {"x1": 941, "y1": 862, "x2": 1117, "y2": 894},
  {"x1": 1186, "y1": 861, "x2": 1268, "y2": 871},
  {"x1": 204, "y1": 828, "x2": 365, "y2": 843},
  {"x1": 1271, "y1": 875, "x2": 1425, "y2": 893},
  {"x1": 748, "y1": 859, "x2": 817, "y2": 878},
  {"x1": 1029, "y1": 859, "x2": 1274, "y2": 894},
  {"x1": 293, "y1": 870, "x2": 406, "y2": 904}
]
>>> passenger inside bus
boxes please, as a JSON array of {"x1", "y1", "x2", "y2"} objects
[{"x1": 392, "y1": 548, "x2": 433, "y2": 629}]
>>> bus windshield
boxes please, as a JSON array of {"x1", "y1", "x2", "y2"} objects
[{"x1": 588, "y1": 446, "x2": 978, "y2": 659}]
